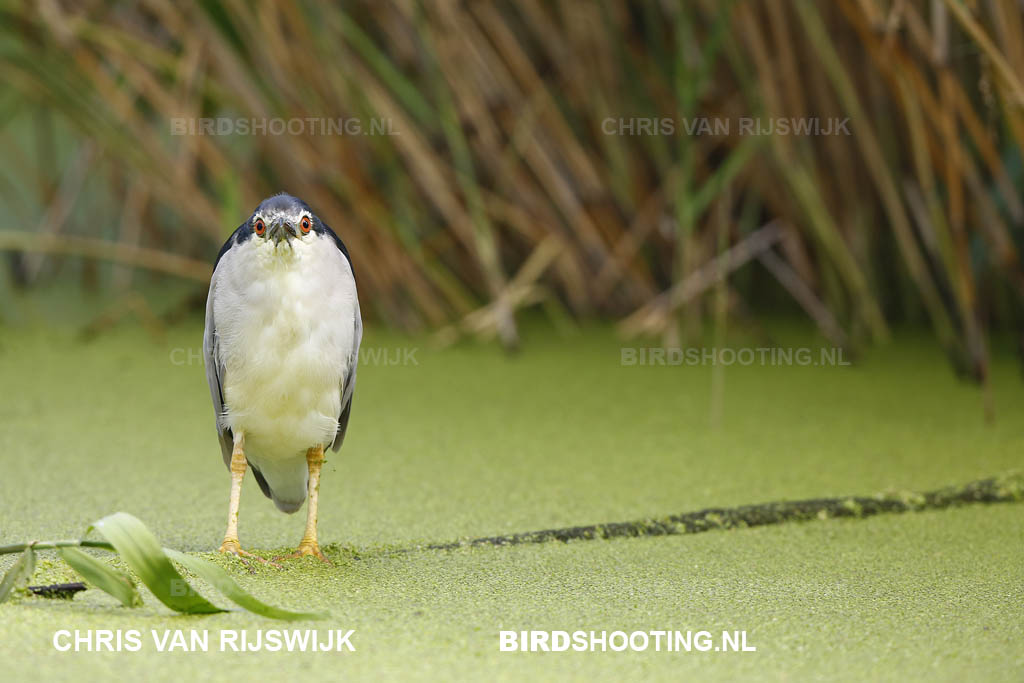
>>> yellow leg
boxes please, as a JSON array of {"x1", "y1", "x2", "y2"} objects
[
  {"x1": 219, "y1": 432, "x2": 278, "y2": 567},
  {"x1": 277, "y1": 445, "x2": 329, "y2": 562},
  {"x1": 218, "y1": 432, "x2": 246, "y2": 553}
]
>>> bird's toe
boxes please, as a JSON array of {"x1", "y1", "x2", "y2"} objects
[
  {"x1": 275, "y1": 542, "x2": 330, "y2": 564},
  {"x1": 218, "y1": 538, "x2": 243, "y2": 555},
  {"x1": 219, "y1": 541, "x2": 282, "y2": 569}
]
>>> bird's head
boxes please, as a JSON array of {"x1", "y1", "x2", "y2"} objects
[{"x1": 248, "y1": 193, "x2": 320, "y2": 250}]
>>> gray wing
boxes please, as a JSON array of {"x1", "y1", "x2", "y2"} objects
[
  {"x1": 203, "y1": 272, "x2": 233, "y2": 466},
  {"x1": 331, "y1": 304, "x2": 362, "y2": 452}
]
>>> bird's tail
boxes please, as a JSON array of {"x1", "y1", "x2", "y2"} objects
[{"x1": 248, "y1": 458, "x2": 307, "y2": 513}]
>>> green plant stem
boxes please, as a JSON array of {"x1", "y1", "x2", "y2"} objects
[{"x1": 0, "y1": 540, "x2": 114, "y2": 555}]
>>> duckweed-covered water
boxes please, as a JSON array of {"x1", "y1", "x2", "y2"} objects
[{"x1": 1, "y1": 313, "x2": 1022, "y2": 681}]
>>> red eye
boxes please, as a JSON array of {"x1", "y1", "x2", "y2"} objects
[
  {"x1": 254, "y1": 218, "x2": 266, "y2": 236},
  {"x1": 300, "y1": 216, "x2": 312, "y2": 234}
]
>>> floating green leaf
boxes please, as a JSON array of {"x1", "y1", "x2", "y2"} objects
[
  {"x1": 92, "y1": 512, "x2": 224, "y2": 615},
  {"x1": 163, "y1": 549, "x2": 327, "y2": 621},
  {"x1": 1, "y1": 513, "x2": 326, "y2": 619},
  {"x1": 58, "y1": 546, "x2": 142, "y2": 607},
  {"x1": 0, "y1": 547, "x2": 36, "y2": 603}
]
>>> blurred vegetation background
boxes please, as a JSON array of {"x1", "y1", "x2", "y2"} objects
[{"x1": 0, "y1": 0, "x2": 1021, "y2": 384}]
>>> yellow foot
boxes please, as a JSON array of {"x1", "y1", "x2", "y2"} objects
[
  {"x1": 219, "y1": 540, "x2": 282, "y2": 570},
  {"x1": 275, "y1": 542, "x2": 330, "y2": 564}
]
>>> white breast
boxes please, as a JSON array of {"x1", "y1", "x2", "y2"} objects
[{"x1": 211, "y1": 232, "x2": 358, "y2": 506}]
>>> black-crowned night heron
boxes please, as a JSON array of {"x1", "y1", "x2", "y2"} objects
[{"x1": 203, "y1": 193, "x2": 361, "y2": 562}]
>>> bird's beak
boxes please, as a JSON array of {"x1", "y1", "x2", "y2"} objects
[{"x1": 268, "y1": 218, "x2": 297, "y2": 248}]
